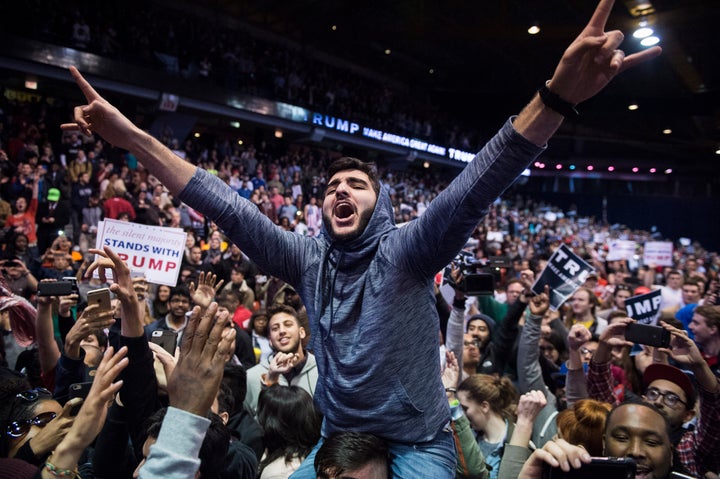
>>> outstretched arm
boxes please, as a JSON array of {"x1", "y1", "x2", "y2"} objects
[
  {"x1": 62, "y1": 68, "x2": 195, "y2": 195},
  {"x1": 513, "y1": 0, "x2": 661, "y2": 146}
]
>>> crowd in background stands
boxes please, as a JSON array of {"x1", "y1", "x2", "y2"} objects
[
  {"x1": 3, "y1": 0, "x2": 481, "y2": 152},
  {"x1": 2, "y1": 5, "x2": 720, "y2": 477}
]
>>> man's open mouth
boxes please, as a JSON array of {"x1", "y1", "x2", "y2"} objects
[{"x1": 334, "y1": 202, "x2": 355, "y2": 219}]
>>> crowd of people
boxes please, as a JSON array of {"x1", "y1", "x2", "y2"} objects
[
  {"x1": 3, "y1": 0, "x2": 480, "y2": 152},
  {"x1": 1, "y1": 0, "x2": 720, "y2": 478}
]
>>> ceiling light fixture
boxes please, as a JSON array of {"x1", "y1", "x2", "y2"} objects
[
  {"x1": 633, "y1": 19, "x2": 653, "y2": 39},
  {"x1": 608, "y1": 166, "x2": 615, "y2": 172},
  {"x1": 587, "y1": 165, "x2": 594, "y2": 171},
  {"x1": 628, "y1": 104, "x2": 639, "y2": 111},
  {"x1": 662, "y1": 129, "x2": 672, "y2": 135},
  {"x1": 664, "y1": 168, "x2": 672, "y2": 174},
  {"x1": 640, "y1": 36, "x2": 660, "y2": 47},
  {"x1": 528, "y1": 24, "x2": 540, "y2": 35},
  {"x1": 649, "y1": 168, "x2": 656, "y2": 173},
  {"x1": 384, "y1": 49, "x2": 391, "y2": 55}
]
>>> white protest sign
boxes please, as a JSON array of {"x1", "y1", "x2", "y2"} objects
[
  {"x1": 643, "y1": 241, "x2": 674, "y2": 267},
  {"x1": 606, "y1": 240, "x2": 636, "y2": 261},
  {"x1": 95, "y1": 219, "x2": 186, "y2": 286},
  {"x1": 487, "y1": 231, "x2": 504, "y2": 243},
  {"x1": 532, "y1": 244, "x2": 595, "y2": 311}
]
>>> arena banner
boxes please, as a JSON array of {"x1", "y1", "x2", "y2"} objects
[
  {"x1": 94, "y1": 219, "x2": 187, "y2": 286},
  {"x1": 606, "y1": 239, "x2": 637, "y2": 261},
  {"x1": 643, "y1": 241, "x2": 674, "y2": 267},
  {"x1": 625, "y1": 289, "x2": 662, "y2": 325},
  {"x1": 532, "y1": 244, "x2": 595, "y2": 311}
]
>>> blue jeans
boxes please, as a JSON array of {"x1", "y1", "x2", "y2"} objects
[{"x1": 289, "y1": 426, "x2": 456, "y2": 479}]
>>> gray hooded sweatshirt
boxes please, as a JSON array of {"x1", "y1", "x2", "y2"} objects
[{"x1": 179, "y1": 118, "x2": 543, "y2": 443}]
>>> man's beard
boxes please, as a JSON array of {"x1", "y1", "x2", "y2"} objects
[{"x1": 322, "y1": 207, "x2": 373, "y2": 242}]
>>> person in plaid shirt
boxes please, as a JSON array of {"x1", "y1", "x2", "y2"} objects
[{"x1": 584, "y1": 317, "x2": 720, "y2": 477}]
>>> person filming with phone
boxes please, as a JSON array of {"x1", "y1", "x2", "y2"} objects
[
  {"x1": 583, "y1": 317, "x2": 720, "y2": 477},
  {"x1": 517, "y1": 401, "x2": 676, "y2": 479}
]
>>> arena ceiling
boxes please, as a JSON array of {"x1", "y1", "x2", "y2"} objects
[{"x1": 189, "y1": 0, "x2": 720, "y2": 180}]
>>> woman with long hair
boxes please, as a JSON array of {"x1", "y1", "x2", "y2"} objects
[
  {"x1": 457, "y1": 374, "x2": 518, "y2": 479},
  {"x1": 256, "y1": 385, "x2": 321, "y2": 478},
  {"x1": 150, "y1": 284, "x2": 172, "y2": 320}
]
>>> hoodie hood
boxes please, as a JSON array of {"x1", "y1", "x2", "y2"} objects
[{"x1": 318, "y1": 181, "x2": 396, "y2": 259}]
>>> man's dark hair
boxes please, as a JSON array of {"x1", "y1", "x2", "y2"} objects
[
  {"x1": 267, "y1": 302, "x2": 300, "y2": 326},
  {"x1": 694, "y1": 304, "x2": 720, "y2": 330},
  {"x1": 217, "y1": 289, "x2": 246, "y2": 310},
  {"x1": 222, "y1": 364, "x2": 247, "y2": 416},
  {"x1": 605, "y1": 400, "x2": 672, "y2": 440},
  {"x1": 683, "y1": 277, "x2": 703, "y2": 290},
  {"x1": 314, "y1": 431, "x2": 390, "y2": 479},
  {"x1": 217, "y1": 381, "x2": 236, "y2": 416},
  {"x1": 168, "y1": 285, "x2": 191, "y2": 301},
  {"x1": 90, "y1": 329, "x2": 109, "y2": 350},
  {"x1": 326, "y1": 157, "x2": 380, "y2": 197},
  {"x1": 144, "y1": 408, "x2": 230, "y2": 478}
]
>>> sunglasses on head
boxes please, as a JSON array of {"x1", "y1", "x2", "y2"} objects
[
  {"x1": 15, "y1": 388, "x2": 52, "y2": 402},
  {"x1": 6, "y1": 411, "x2": 57, "y2": 439}
]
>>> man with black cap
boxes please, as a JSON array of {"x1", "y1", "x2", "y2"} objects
[{"x1": 586, "y1": 317, "x2": 720, "y2": 477}]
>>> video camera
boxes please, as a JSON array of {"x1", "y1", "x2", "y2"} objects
[{"x1": 444, "y1": 251, "x2": 498, "y2": 296}]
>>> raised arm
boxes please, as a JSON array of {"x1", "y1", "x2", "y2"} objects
[
  {"x1": 395, "y1": 0, "x2": 661, "y2": 278},
  {"x1": 513, "y1": 0, "x2": 661, "y2": 145},
  {"x1": 62, "y1": 67, "x2": 195, "y2": 195},
  {"x1": 35, "y1": 289, "x2": 62, "y2": 380}
]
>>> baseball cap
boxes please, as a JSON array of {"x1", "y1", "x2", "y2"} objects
[
  {"x1": 643, "y1": 363, "x2": 696, "y2": 408},
  {"x1": 47, "y1": 188, "x2": 60, "y2": 202}
]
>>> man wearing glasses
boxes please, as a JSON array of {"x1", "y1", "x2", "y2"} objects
[{"x1": 586, "y1": 317, "x2": 720, "y2": 477}]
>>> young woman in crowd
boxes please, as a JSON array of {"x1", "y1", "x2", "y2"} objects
[
  {"x1": 150, "y1": 284, "x2": 172, "y2": 320},
  {"x1": 256, "y1": 385, "x2": 321, "y2": 478},
  {"x1": 248, "y1": 310, "x2": 272, "y2": 364},
  {"x1": 456, "y1": 374, "x2": 519, "y2": 479}
]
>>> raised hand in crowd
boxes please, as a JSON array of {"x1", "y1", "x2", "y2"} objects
[
  {"x1": 263, "y1": 351, "x2": 301, "y2": 387},
  {"x1": 148, "y1": 341, "x2": 179, "y2": 395},
  {"x1": 57, "y1": 292, "x2": 79, "y2": 319},
  {"x1": 441, "y1": 350, "x2": 460, "y2": 393},
  {"x1": 41, "y1": 346, "x2": 128, "y2": 479},
  {"x1": 34, "y1": 284, "x2": 63, "y2": 375},
  {"x1": 526, "y1": 284, "x2": 550, "y2": 317},
  {"x1": 189, "y1": 271, "x2": 224, "y2": 311},
  {"x1": 658, "y1": 320, "x2": 719, "y2": 392},
  {"x1": 25, "y1": 397, "x2": 83, "y2": 461},
  {"x1": 593, "y1": 316, "x2": 634, "y2": 364},
  {"x1": 518, "y1": 438, "x2": 591, "y2": 479},
  {"x1": 567, "y1": 323, "x2": 592, "y2": 370},
  {"x1": 63, "y1": 303, "x2": 115, "y2": 360},
  {"x1": 509, "y1": 390, "x2": 547, "y2": 448},
  {"x1": 513, "y1": 0, "x2": 661, "y2": 144},
  {"x1": 85, "y1": 246, "x2": 143, "y2": 337},
  {"x1": 167, "y1": 301, "x2": 236, "y2": 416}
]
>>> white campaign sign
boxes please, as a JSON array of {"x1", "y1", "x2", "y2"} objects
[
  {"x1": 606, "y1": 240, "x2": 636, "y2": 261},
  {"x1": 95, "y1": 219, "x2": 187, "y2": 286},
  {"x1": 643, "y1": 241, "x2": 674, "y2": 267}
]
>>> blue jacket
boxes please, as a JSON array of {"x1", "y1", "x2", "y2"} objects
[{"x1": 179, "y1": 118, "x2": 543, "y2": 442}]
